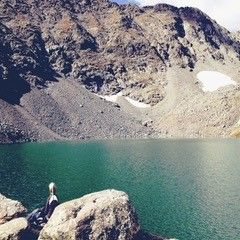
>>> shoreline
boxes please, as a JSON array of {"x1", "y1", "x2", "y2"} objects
[{"x1": 0, "y1": 135, "x2": 239, "y2": 145}]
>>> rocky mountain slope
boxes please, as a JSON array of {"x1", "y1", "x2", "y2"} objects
[{"x1": 0, "y1": 0, "x2": 240, "y2": 143}]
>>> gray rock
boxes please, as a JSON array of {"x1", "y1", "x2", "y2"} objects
[
  {"x1": 39, "y1": 189, "x2": 140, "y2": 240},
  {"x1": 0, "y1": 194, "x2": 27, "y2": 225}
]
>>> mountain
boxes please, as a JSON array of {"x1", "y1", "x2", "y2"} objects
[{"x1": 0, "y1": 0, "x2": 240, "y2": 143}]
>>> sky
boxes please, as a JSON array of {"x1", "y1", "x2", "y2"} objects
[{"x1": 112, "y1": 0, "x2": 240, "y2": 31}]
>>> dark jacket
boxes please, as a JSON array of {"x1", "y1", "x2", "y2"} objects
[{"x1": 43, "y1": 194, "x2": 59, "y2": 219}]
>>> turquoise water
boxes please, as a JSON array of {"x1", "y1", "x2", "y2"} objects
[{"x1": 0, "y1": 139, "x2": 240, "y2": 239}]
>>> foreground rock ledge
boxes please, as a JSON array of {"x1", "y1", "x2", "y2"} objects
[
  {"x1": 0, "y1": 194, "x2": 27, "y2": 225},
  {"x1": 0, "y1": 217, "x2": 29, "y2": 240},
  {"x1": 39, "y1": 189, "x2": 140, "y2": 240}
]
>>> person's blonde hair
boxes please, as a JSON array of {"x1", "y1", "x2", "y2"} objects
[{"x1": 49, "y1": 182, "x2": 57, "y2": 194}]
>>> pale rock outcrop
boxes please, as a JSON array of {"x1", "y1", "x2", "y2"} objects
[
  {"x1": 0, "y1": 217, "x2": 30, "y2": 240},
  {"x1": 39, "y1": 189, "x2": 140, "y2": 240},
  {"x1": 0, "y1": 194, "x2": 27, "y2": 225}
]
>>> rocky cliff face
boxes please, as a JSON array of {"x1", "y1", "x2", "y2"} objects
[{"x1": 0, "y1": 0, "x2": 240, "y2": 142}]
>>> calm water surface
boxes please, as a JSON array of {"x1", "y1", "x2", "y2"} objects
[{"x1": 0, "y1": 139, "x2": 240, "y2": 240}]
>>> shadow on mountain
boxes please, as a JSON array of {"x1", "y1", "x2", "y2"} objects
[
  {"x1": 0, "y1": 58, "x2": 58, "y2": 105},
  {"x1": 0, "y1": 24, "x2": 59, "y2": 105},
  {"x1": 0, "y1": 71, "x2": 30, "y2": 105}
]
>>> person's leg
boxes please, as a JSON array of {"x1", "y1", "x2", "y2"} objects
[{"x1": 27, "y1": 208, "x2": 40, "y2": 223}]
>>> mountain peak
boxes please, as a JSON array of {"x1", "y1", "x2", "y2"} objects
[
  {"x1": 143, "y1": 3, "x2": 179, "y2": 12},
  {"x1": 0, "y1": 0, "x2": 111, "y2": 16}
]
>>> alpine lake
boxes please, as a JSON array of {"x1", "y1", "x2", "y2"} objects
[{"x1": 0, "y1": 139, "x2": 240, "y2": 240}]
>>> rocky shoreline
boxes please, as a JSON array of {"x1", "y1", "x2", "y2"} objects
[{"x1": 0, "y1": 190, "x2": 173, "y2": 240}]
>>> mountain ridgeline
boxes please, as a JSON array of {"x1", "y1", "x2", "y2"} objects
[{"x1": 0, "y1": 0, "x2": 240, "y2": 143}]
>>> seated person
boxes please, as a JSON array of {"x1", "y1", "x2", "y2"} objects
[{"x1": 27, "y1": 182, "x2": 59, "y2": 229}]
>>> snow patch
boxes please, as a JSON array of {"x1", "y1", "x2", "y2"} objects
[
  {"x1": 125, "y1": 97, "x2": 150, "y2": 108},
  {"x1": 197, "y1": 71, "x2": 236, "y2": 92},
  {"x1": 97, "y1": 92, "x2": 150, "y2": 108},
  {"x1": 98, "y1": 92, "x2": 123, "y2": 103}
]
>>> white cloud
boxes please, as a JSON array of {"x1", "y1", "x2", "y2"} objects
[{"x1": 135, "y1": 0, "x2": 240, "y2": 31}]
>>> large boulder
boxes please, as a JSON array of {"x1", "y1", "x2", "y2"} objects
[
  {"x1": 39, "y1": 189, "x2": 140, "y2": 240},
  {"x1": 0, "y1": 217, "x2": 31, "y2": 240},
  {"x1": 0, "y1": 194, "x2": 27, "y2": 224}
]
